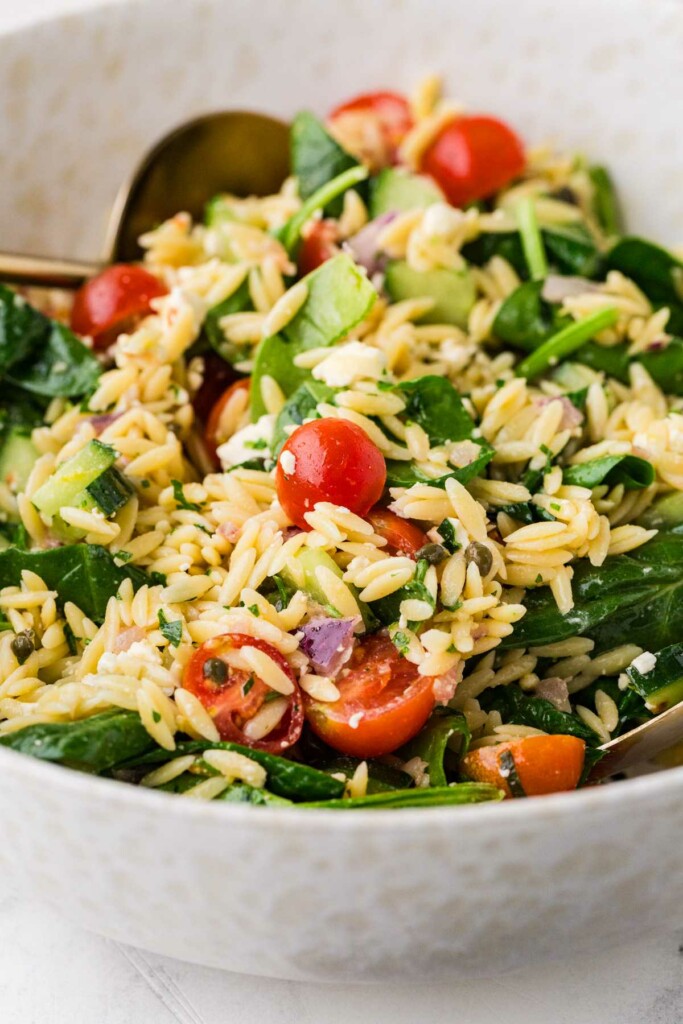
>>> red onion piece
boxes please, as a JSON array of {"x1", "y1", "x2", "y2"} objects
[{"x1": 298, "y1": 617, "x2": 359, "y2": 676}]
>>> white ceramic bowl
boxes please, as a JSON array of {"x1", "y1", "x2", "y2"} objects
[{"x1": 1, "y1": 0, "x2": 683, "y2": 982}]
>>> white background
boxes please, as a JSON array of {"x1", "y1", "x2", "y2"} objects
[{"x1": 1, "y1": 1, "x2": 683, "y2": 1021}]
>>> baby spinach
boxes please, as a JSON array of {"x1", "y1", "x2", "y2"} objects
[
  {"x1": 588, "y1": 166, "x2": 623, "y2": 237},
  {"x1": 463, "y1": 224, "x2": 603, "y2": 280},
  {"x1": 516, "y1": 308, "x2": 618, "y2": 380},
  {"x1": 301, "y1": 783, "x2": 504, "y2": 809},
  {"x1": 281, "y1": 164, "x2": 368, "y2": 252},
  {"x1": 399, "y1": 708, "x2": 470, "y2": 787},
  {"x1": 495, "y1": 502, "x2": 555, "y2": 525},
  {"x1": 271, "y1": 380, "x2": 334, "y2": 456},
  {"x1": 201, "y1": 277, "x2": 252, "y2": 364},
  {"x1": 0, "y1": 286, "x2": 100, "y2": 398},
  {"x1": 394, "y1": 375, "x2": 477, "y2": 446},
  {"x1": 384, "y1": 442, "x2": 494, "y2": 489},
  {"x1": 123, "y1": 740, "x2": 345, "y2": 802},
  {"x1": 572, "y1": 336, "x2": 683, "y2": 396},
  {"x1": 157, "y1": 773, "x2": 291, "y2": 804},
  {"x1": 250, "y1": 253, "x2": 376, "y2": 418},
  {"x1": 606, "y1": 237, "x2": 683, "y2": 333},
  {"x1": 562, "y1": 453, "x2": 654, "y2": 490},
  {"x1": 0, "y1": 543, "x2": 158, "y2": 623},
  {"x1": 157, "y1": 609, "x2": 182, "y2": 647},
  {"x1": 290, "y1": 111, "x2": 360, "y2": 214},
  {"x1": 502, "y1": 532, "x2": 683, "y2": 653},
  {"x1": 0, "y1": 710, "x2": 155, "y2": 772},
  {"x1": 310, "y1": 755, "x2": 413, "y2": 793},
  {"x1": 493, "y1": 280, "x2": 570, "y2": 352},
  {"x1": 479, "y1": 686, "x2": 597, "y2": 744}
]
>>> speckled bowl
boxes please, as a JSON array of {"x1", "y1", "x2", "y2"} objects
[{"x1": 1, "y1": 0, "x2": 683, "y2": 982}]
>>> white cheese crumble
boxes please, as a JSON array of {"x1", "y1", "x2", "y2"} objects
[
  {"x1": 630, "y1": 651, "x2": 657, "y2": 675},
  {"x1": 279, "y1": 450, "x2": 296, "y2": 476},
  {"x1": 217, "y1": 414, "x2": 275, "y2": 469},
  {"x1": 311, "y1": 341, "x2": 386, "y2": 388}
]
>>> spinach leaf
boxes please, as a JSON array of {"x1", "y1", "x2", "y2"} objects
[
  {"x1": 309, "y1": 755, "x2": 413, "y2": 793},
  {"x1": 271, "y1": 380, "x2": 334, "y2": 456},
  {"x1": 373, "y1": 556, "x2": 434, "y2": 627},
  {"x1": 0, "y1": 544, "x2": 157, "y2": 622},
  {"x1": 384, "y1": 442, "x2": 494, "y2": 489},
  {"x1": 280, "y1": 165, "x2": 368, "y2": 253},
  {"x1": 607, "y1": 236, "x2": 683, "y2": 332},
  {"x1": 290, "y1": 111, "x2": 360, "y2": 215},
  {"x1": 562, "y1": 454, "x2": 654, "y2": 490},
  {"x1": 0, "y1": 286, "x2": 100, "y2": 397},
  {"x1": 156, "y1": 772, "x2": 291, "y2": 804},
  {"x1": 0, "y1": 710, "x2": 155, "y2": 772},
  {"x1": 516, "y1": 308, "x2": 618, "y2": 380},
  {"x1": 577, "y1": 336, "x2": 683, "y2": 396},
  {"x1": 0, "y1": 393, "x2": 44, "y2": 449},
  {"x1": 502, "y1": 532, "x2": 683, "y2": 652},
  {"x1": 463, "y1": 224, "x2": 603, "y2": 280},
  {"x1": 201, "y1": 278, "x2": 252, "y2": 364},
  {"x1": 394, "y1": 375, "x2": 477, "y2": 445},
  {"x1": 121, "y1": 740, "x2": 345, "y2": 802},
  {"x1": 479, "y1": 686, "x2": 598, "y2": 744},
  {"x1": 399, "y1": 708, "x2": 470, "y2": 787},
  {"x1": 493, "y1": 280, "x2": 570, "y2": 352},
  {"x1": 625, "y1": 642, "x2": 683, "y2": 712},
  {"x1": 250, "y1": 254, "x2": 376, "y2": 418},
  {"x1": 588, "y1": 166, "x2": 623, "y2": 237},
  {"x1": 300, "y1": 783, "x2": 503, "y2": 809},
  {"x1": 496, "y1": 502, "x2": 555, "y2": 525}
]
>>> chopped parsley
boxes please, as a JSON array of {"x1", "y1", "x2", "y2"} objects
[
  {"x1": 242, "y1": 675, "x2": 255, "y2": 697},
  {"x1": 152, "y1": 710, "x2": 162, "y2": 723},
  {"x1": 157, "y1": 609, "x2": 183, "y2": 647},
  {"x1": 171, "y1": 479, "x2": 201, "y2": 511}
]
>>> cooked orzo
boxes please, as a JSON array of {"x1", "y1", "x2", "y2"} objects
[{"x1": 2, "y1": 79, "x2": 683, "y2": 808}]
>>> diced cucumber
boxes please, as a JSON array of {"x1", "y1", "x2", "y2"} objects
[
  {"x1": 85, "y1": 466, "x2": 134, "y2": 517},
  {"x1": 384, "y1": 261, "x2": 476, "y2": 328},
  {"x1": 369, "y1": 167, "x2": 444, "y2": 218},
  {"x1": 32, "y1": 440, "x2": 117, "y2": 518},
  {"x1": 626, "y1": 643, "x2": 683, "y2": 712},
  {"x1": 550, "y1": 361, "x2": 602, "y2": 392},
  {"x1": 0, "y1": 429, "x2": 38, "y2": 494},
  {"x1": 204, "y1": 195, "x2": 235, "y2": 228},
  {"x1": 280, "y1": 548, "x2": 373, "y2": 627},
  {"x1": 637, "y1": 492, "x2": 683, "y2": 531}
]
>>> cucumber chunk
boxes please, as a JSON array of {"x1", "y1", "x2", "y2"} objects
[
  {"x1": 370, "y1": 168, "x2": 444, "y2": 218},
  {"x1": 0, "y1": 429, "x2": 38, "y2": 494},
  {"x1": 85, "y1": 466, "x2": 134, "y2": 517},
  {"x1": 384, "y1": 261, "x2": 476, "y2": 328},
  {"x1": 626, "y1": 644, "x2": 683, "y2": 712},
  {"x1": 32, "y1": 439, "x2": 117, "y2": 518}
]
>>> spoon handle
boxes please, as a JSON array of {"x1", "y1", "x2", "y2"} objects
[
  {"x1": 0, "y1": 252, "x2": 101, "y2": 288},
  {"x1": 591, "y1": 700, "x2": 683, "y2": 781}
]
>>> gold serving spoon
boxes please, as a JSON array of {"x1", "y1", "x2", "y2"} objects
[
  {"x1": 591, "y1": 700, "x2": 683, "y2": 781},
  {"x1": 0, "y1": 110, "x2": 290, "y2": 288}
]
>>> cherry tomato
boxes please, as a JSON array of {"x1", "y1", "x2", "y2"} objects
[
  {"x1": 298, "y1": 219, "x2": 340, "y2": 277},
  {"x1": 183, "y1": 633, "x2": 303, "y2": 752},
  {"x1": 420, "y1": 115, "x2": 525, "y2": 208},
  {"x1": 204, "y1": 378, "x2": 250, "y2": 466},
  {"x1": 191, "y1": 352, "x2": 241, "y2": 425},
  {"x1": 460, "y1": 735, "x2": 586, "y2": 798},
  {"x1": 304, "y1": 632, "x2": 436, "y2": 757},
  {"x1": 276, "y1": 419, "x2": 386, "y2": 530},
  {"x1": 70, "y1": 264, "x2": 167, "y2": 347},
  {"x1": 367, "y1": 506, "x2": 428, "y2": 558},
  {"x1": 328, "y1": 90, "x2": 413, "y2": 168}
]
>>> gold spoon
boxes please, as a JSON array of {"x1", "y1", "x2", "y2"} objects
[
  {"x1": 591, "y1": 700, "x2": 683, "y2": 781},
  {"x1": 0, "y1": 110, "x2": 290, "y2": 288}
]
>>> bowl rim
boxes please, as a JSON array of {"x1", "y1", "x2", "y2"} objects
[{"x1": 2, "y1": 0, "x2": 683, "y2": 831}]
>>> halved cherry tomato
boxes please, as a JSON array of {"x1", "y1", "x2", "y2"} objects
[
  {"x1": 420, "y1": 115, "x2": 525, "y2": 208},
  {"x1": 298, "y1": 219, "x2": 340, "y2": 276},
  {"x1": 328, "y1": 90, "x2": 413, "y2": 168},
  {"x1": 276, "y1": 419, "x2": 386, "y2": 530},
  {"x1": 204, "y1": 378, "x2": 250, "y2": 466},
  {"x1": 460, "y1": 735, "x2": 586, "y2": 798},
  {"x1": 304, "y1": 632, "x2": 436, "y2": 758},
  {"x1": 367, "y1": 506, "x2": 428, "y2": 558},
  {"x1": 191, "y1": 352, "x2": 241, "y2": 425},
  {"x1": 70, "y1": 264, "x2": 167, "y2": 347},
  {"x1": 183, "y1": 633, "x2": 303, "y2": 752}
]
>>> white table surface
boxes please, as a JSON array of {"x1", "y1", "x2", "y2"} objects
[{"x1": 2, "y1": 1, "x2": 683, "y2": 1021}]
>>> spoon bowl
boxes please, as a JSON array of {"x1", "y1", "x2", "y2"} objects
[{"x1": 0, "y1": 110, "x2": 290, "y2": 287}]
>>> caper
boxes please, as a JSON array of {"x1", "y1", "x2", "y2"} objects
[
  {"x1": 11, "y1": 630, "x2": 35, "y2": 665},
  {"x1": 416, "y1": 543, "x2": 449, "y2": 565},
  {"x1": 551, "y1": 185, "x2": 578, "y2": 206},
  {"x1": 464, "y1": 541, "x2": 493, "y2": 577},
  {"x1": 202, "y1": 657, "x2": 228, "y2": 684}
]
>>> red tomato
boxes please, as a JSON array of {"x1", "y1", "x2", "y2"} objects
[
  {"x1": 367, "y1": 506, "x2": 428, "y2": 558},
  {"x1": 328, "y1": 90, "x2": 413, "y2": 167},
  {"x1": 298, "y1": 219, "x2": 340, "y2": 277},
  {"x1": 420, "y1": 115, "x2": 525, "y2": 207},
  {"x1": 70, "y1": 264, "x2": 167, "y2": 347},
  {"x1": 461, "y1": 735, "x2": 586, "y2": 798},
  {"x1": 304, "y1": 633, "x2": 436, "y2": 757},
  {"x1": 276, "y1": 419, "x2": 386, "y2": 530},
  {"x1": 183, "y1": 634, "x2": 303, "y2": 752},
  {"x1": 191, "y1": 352, "x2": 241, "y2": 424},
  {"x1": 204, "y1": 378, "x2": 250, "y2": 466}
]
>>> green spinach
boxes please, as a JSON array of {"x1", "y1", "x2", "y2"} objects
[{"x1": 0, "y1": 710, "x2": 155, "y2": 772}]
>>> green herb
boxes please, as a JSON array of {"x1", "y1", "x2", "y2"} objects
[
  {"x1": 244, "y1": 438, "x2": 268, "y2": 450},
  {"x1": 242, "y1": 676, "x2": 255, "y2": 697},
  {"x1": 157, "y1": 609, "x2": 183, "y2": 647},
  {"x1": 281, "y1": 164, "x2": 368, "y2": 252},
  {"x1": 390, "y1": 629, "x2": 411, "y2": 656},
  {"x1": 114, "y1": 550, "x2": 133, "y2": 563},
  {"x1": 436, "y1": 518, "x2": 462, "y2": 553},
  {"x1": 247, "y1": 604, "x2": 260, "y2": 617},
  {"x1": 63, "y1": 622, "x2": 78, "y2": 656},
  {"x1": 516, "y1": 307, "x2": 619, "y2": 380},
  {"x1": 171, "y1": 480, "x2": 201, "y2": 512},
  {"x1": 152, "y1": 710, "x2": 162, "y2": 724},
  {"x1": 517, "y1": 197, "x2": 547, "y2": 281}
]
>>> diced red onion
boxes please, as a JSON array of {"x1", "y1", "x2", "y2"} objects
[
  {"x1": 112, "y1": 626, "x2": 146, "y2": 653},
  {"x1": 343, "y1": 212, "x2": 396, "y2": 278},
  {"x1": 88, "y1": 412, "x2": 122, "y2": 435},
  {"x1": 298, "y1": 617, "x2": 359, "y2": 676},
  {"x1": 534, "y1": 395, "x2": 583, "y2": 430}
]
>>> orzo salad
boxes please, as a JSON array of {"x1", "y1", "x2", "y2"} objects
[{"x1": 2, "y1": 79, "x2": 683, "y2": 808}]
